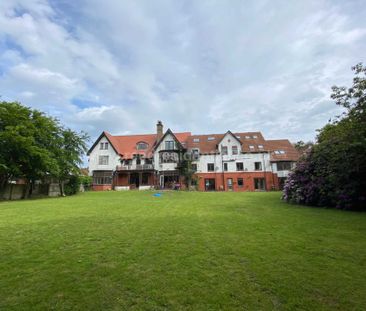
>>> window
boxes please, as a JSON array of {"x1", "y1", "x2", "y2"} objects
[
  {"x1": 221, "y1": 146, "x2": 228, "y2": 155},
  {"x1": 93, "y1": 171, "x2": 112, "y2": 185},
  {"x1": 258, "y1": 145, "x2": 264, "y2": 149},
  {"x1": 255, "y1": 162, "x2": 262, "y2": 170},
  {"x1": 160, "y1": 152, "x2": 178, "y2": 163},
  {"x1": 207, "y1": 136, "x2": 215, "y2": 141},
  {"x1": 193, "y1": 138, "x2": 200, "y2": 142},
  {"x1": 253, "y1": 135, "x2": 258, "y2": 139},
  {"x1": 99, "y1": 142, "x2": 108, "y2": 150},
  {"x1": 249, "y1": 145, "x2": 255, "y2": 150},
  {"x1": 207, "y1": 163, "x2": 215, "y2": 172},
  {"x1": 237, "y1": 178, "x2": 244, "y2": 187},
  {"x1": 124, "y1": 159, "x2": 132, "y2": 165},
  {"x1": 145, "y1": 158, "x2": 153, "y2": 165},
  {"x1": 223, "y1": 163, "x2": 228, "y2": 171},
  {"x1": 136, "y1": 156, "x2": 141, "y2": 165},
  {"x1": 232, "y1": 145, "x2": 238, "y2": 155},
  {"x1": 141, "y1": 173, "x2": 150, "y2": 185},
  {"x1": 254, "y1": 178, "x2": 266, "y2": 190},
  {"x1": 192, "y1": 149, "x2": 200, "y2": 160},
  {"x1": 137, "y1": 142, "x2": 148, "y2": 150},
  {"x1": 165, "y1": 140, "x2": 175, "y2": 150},
  {"x1": 245, "y1": 135, "x2": 250, "y2": 139},
  {"x1": 277, "y1": 162, "x2": 292, "y2": 171},
  {"x1": 236, "y1": 136, "x2": 241, "y2": 139},
  {"x1": 192, "y1": 164, "x2": 197, "y2": 171},
  {"x1": 98, "y1": 155, "x2": 109, "y2": 165},
  {"x1": 274, "y1": 150, "x2": 286, "y2": 155},
  {"x1": 236, "y1": 162, "x2": 244, "y2": 171}
]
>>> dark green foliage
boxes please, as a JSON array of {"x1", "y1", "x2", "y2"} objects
[
  {"x1": 284, "y1": 64, "x2": 366, "y2": 210},
  {"x1": 177, "y1": 155, "x2": 197, "y2": 189},
  {"x1": 0, "y1": 101, "x2": 89, "y2": 197},
  {"x1": 79, "y1": 175, "x2": 92, "y2": 190},
  {"x1": 64, "y1": 175, "x2": 81, "y2": 195}
]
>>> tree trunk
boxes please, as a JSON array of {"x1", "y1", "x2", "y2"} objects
[
  {"x1": 22, "y1": 181, "x2": 30, "y2": 199},
  {"x1": 28, "y1": 180, "x2": 34, "y2": 198},
  {"x1": 8, "y1": 183, "x2": 13, "y2": 200},
  {"x1": 59, "y1": 180, "x2": 65, "y2": 196}
]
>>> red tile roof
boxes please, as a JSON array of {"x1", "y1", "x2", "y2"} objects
[
  {"x1": 266, "y1": 139, "x2": 300, "y2": 162},
  {"x1": 90, "y1": 130, "x2": 299, "y2": 162},
  {"x1": 104, "y1": 131, "x2": 191, "y2": 158}
]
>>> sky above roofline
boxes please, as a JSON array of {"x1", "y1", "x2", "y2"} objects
[{"x1": 0, "y1": 0, "x2": 365, "y2": 146}]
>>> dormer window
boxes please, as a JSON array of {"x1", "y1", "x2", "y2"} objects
[
  {"x1": 253, "y1": 135, "x2": 258, "y2": 139},
  {"x1": 258, "y1": 145, "x2": 264, "y2": 149},
  {"x1": 274, "y1": 150, "x2": 286, "y2": 155},
  {"x1": 193, "y1": 138, "x2": 200, "y2": 142},
  {"x1": 249, "y1": 145, "x2": 255, "y2": 150},
  {"x1": 136, "y1": 142, "x2": 148, "y2": 150},
  {"x1": 207, "y1": 136, "x2": 215, "y2": 141}
]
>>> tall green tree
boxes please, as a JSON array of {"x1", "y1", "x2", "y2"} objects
[
  {"x1": 283, "y1": 63, "x2": 366, "y2": 210},
  {"x1": 0, "y1": 101, "x2": 88, "y2": 198}
]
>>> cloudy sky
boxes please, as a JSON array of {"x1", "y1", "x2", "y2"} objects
[{"x1": 0, "y1": 0, "x2": 365, "y2": 144}]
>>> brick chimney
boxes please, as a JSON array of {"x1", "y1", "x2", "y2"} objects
[{"x1": 156, "y1": 120, "x2": 163, "y2": 140}]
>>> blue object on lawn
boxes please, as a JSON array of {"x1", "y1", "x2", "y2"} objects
[{"x1": 153, "y1": 193, "x2": 162, "y2": 197}]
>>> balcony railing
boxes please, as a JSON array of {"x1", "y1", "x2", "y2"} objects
[{"x1": 116, "y1": 164, "x2": 154, "y2": 171}]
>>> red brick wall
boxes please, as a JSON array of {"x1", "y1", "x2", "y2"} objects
[
  {"x1": 195, "y1": 172, "x2": 280, "y2": 191},
  {"x1": 116, "y1": 174, "x2": 129, "y2": 186},
  {"x1": 92, "y1": 184, "x2": 112, "y2": 191}
]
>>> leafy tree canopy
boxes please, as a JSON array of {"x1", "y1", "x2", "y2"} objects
[
  {"x1": 283, "y1": 64, "x2": 366, "y2": 210},
  {"x1": 0, "y1": 101, "x2": 89, "y2": 197}
]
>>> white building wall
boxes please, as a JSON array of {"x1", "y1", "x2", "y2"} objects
[
  {"x1": 88, "y1": 136, "x2": 121, "y2": 175},
  {"x1": 197, "y1": 153, "x2": 272, "y2": 173},
  {"x1": 193, "y1": 133, "x2": 272, "y2": 173}
]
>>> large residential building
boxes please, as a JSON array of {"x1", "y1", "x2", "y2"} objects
[{"x1": 87, "y1": 121, "x2": 300, "y2": 191}]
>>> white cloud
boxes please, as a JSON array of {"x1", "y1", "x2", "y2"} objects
[{"x1": 0, "y1": 0, "x2": 365, "y2": 143}]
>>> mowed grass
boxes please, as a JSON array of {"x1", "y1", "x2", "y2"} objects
[{"x1": 0, "y1": 191, "x2": 365, "y2": 310}]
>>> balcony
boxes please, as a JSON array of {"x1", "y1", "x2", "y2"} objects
[{"x1": 116, "y1": 164, "x2": 154, "y2": 171}]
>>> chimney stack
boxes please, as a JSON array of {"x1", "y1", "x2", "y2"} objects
[{"x1": 156, "y1": 120, "x2": 163, "y2": 140}]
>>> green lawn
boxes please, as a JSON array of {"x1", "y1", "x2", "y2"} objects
[{"x1": 0, "y1": 191, "x2": 365, "y2": 310}]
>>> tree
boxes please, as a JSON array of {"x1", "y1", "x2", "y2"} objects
[
  {"x1": 54, "y1": 128, "x2": 88, "y2": 196},
  {"x1": 283, "y1": 63, "x2": 366, "y2": 210},
  {"x1": 177, "y1": 155, "x2": 197, "y2": 189},
  {"x1": 0, "y1": 101, "x2": 88, "y2": 198},
  {"x1": 294, "y1": 140, "x2": 314, "y2": 155}
]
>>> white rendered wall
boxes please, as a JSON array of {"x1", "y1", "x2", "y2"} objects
[{"x1": 88, "y1": 136, "x2": 121, "y2": 175}]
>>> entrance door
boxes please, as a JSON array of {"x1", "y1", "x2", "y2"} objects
[
  {"x1": 254, "y1": 178, "x2": 266, "y2": 191},
  {"x1": 130, "y1": 173, "x2": 140, "y2": 189},
  {"x1": 205, "y1": 178, "x2": 216, "y2": 191},
  {"x1": 227, "y1": 178, "x2": 233, "y2": 191}
]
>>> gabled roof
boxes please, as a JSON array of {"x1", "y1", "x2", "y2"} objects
[
  {"x1": 217, "y1": 130, "x2": 243, "y2": 145},
  {"x1": 88, "y1": 131, "x2": 191, "y2": 159},
  {"x1": 186, "y1": 132, "x2": 266, "y2": 154},
  {"x1": 87, "y1": 131, "x2": 119, "y2": 156},
  {"x1": 153, "y1": 129, "x2": 188, "y2": 151},
  {"x1": 88, "y1": 128, "x2": 299, "y2": 162}
]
